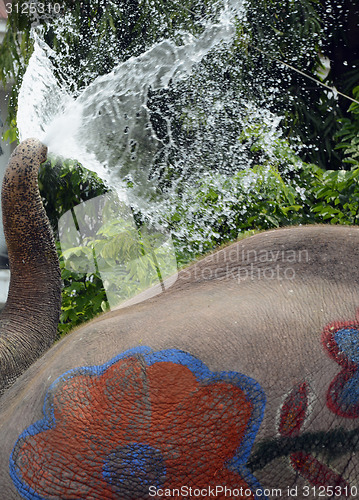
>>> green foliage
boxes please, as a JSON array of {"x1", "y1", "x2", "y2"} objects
[
  {"x1": 40, "y1": 159, "x2": 176, "y2": 335},
  {"x1": 304, "y1": 84, "x2": 359, "y2": 225},
  {"x1": 242, "y1": 0, "x2": 343, "y2": 169},
  {"x1": 335, "y1": 86, "x2": 359, "y2": 166},
  {"x1": 38, "y1": 157, "x2": 108, "y2": 335},
  {"x1": 308, "y1": 166, "x2": 359, "y2": 225},
  {"x1": 0, "y1": 19, "x2": 33, "y2": 133},
  {"x1": 167, "y1": 166, "x2": 306, "y2": 265},
  {"x1": 59, "y1": 245, "x2": 108, "y2": 336},
  {"x1": 62, "y1": 215, "x2": 174, "y2": 307},
  {"x1": 38, "y1": 155, "x2": 107, "y2": 236}
]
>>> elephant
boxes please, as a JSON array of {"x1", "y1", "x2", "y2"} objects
[{"x1": 0, "y1": 139, "x2": 359, "y2": 499}]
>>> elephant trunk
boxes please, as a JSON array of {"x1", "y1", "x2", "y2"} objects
[{"x1": 0, "y1": 138, "x2": 61, "y2": 396}]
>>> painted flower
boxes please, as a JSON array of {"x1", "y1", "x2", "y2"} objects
[
  {"x1": 322, "y1": 321, "x2": 359, "y2": 418},
  {"x1": 10, "y1": 347, "x2": 266, "y2": 500},
  {"x1": 278, "y1": 382, "x2": 348, "y2": 490}
]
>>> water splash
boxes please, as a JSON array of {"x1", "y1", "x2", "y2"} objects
[
  {"x1": 16, "y1": 0, "x2": 296, "y2": 264},
  {"x1": 18, "y1": 2, "x2": 240, "y2": 196}
]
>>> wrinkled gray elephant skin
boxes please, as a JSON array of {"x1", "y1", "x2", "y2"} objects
[
  {"x1": 0, "y1": 140, "x2": 359, "y2": 499},
  {"x1": 0, "y1": 138, "x2": 61, "y2": 396}
]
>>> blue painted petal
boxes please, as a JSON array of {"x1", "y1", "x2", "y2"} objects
[
  {"x1": 334, "y1": 328, "x2": 359, "y2": 364},
  {"x1": 337, "y1": 372, "x2": 359, "y2": 412},
  {"x1": 103, "y1": 443, "x2": 166, "y2": 494}
]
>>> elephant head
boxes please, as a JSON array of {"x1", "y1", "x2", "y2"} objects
[
  {"x1": 1, "y1": 140, "x2": 359, "y2": 499},
  {"x1": 0, "y1": 138, "x2": 61, "y2": 396}
]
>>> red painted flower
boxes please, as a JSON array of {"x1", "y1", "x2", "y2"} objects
[{"x1": 11, "y1": 347, "x2": 266, "y2": 499}]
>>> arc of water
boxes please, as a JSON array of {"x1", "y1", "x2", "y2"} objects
[{"x1": 17, "y1": 3, "x2": 240, "y2": 194}]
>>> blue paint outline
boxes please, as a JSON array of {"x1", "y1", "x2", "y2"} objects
[{"x1": 10, "y1": 347, "x2": 266, "y2": 500}]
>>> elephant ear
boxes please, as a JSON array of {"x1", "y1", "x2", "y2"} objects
[
  {"x1": 10, "y1": 347, "x2": 267, "y2": 499},
  {"x1": 0, "y1": 138, "x2": 61, "y2": 396}
]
